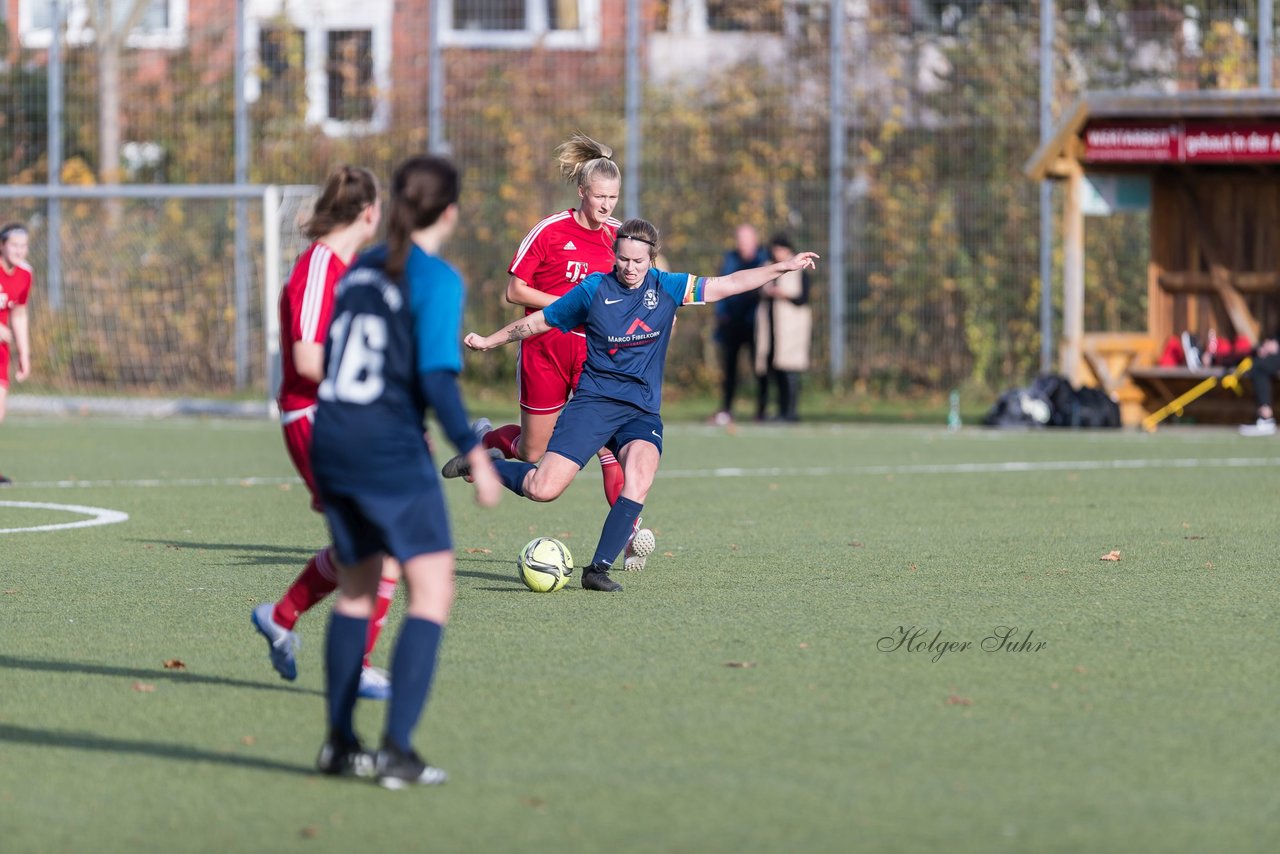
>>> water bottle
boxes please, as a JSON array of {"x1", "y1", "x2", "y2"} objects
[{"x1": 947, "y1": 389, "x2": 962, "y2": 432}]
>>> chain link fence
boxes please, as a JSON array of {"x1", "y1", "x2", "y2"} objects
[{"x1": 0, "y1": 0, "x2": 1273, "y2": 400}]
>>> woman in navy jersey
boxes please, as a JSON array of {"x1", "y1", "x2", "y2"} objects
[
  {"x1": 310, "y1": 155, "x2": 500, "y2": 788},
  {"x1": 457, "y1": 134, "x2": 655, "y2": 570},
  {"x1": 457, "y1": 219, "x2": 816, "y2": 593}
]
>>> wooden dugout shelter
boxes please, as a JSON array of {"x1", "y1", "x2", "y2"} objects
[{"x1": 1025, "y1": 89, "x2": 1280, "y2": 426}]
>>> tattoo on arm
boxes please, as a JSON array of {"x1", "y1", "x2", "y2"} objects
[{"x1": 506, "y1": 322, "x2": 533, "y2": 344}]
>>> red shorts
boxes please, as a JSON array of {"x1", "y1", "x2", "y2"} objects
[
  {"x1": 0, "y1": 342, "x2": 10, "y2": 388},
  {"x1": 281, "y1": 406, "x2": 323, "y2": 512},
  {"x1": 518, "y1": 328, "x2": 586, "y2": 414}
]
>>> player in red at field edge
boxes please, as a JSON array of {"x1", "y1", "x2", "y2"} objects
[
  {"x1": 447, "y1": 133, "x2": 656, "y2": 569},
  {"x1": 0, "y1": 223, "x2": 33, "y2": 485},
  {"x1": 251, "y1": 166, "x2": 397, "y2": 699}
]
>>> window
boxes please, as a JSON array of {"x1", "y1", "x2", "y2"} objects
[
  {"x1": 441, "y1": 0, "x2": 600, "y2": 49},
  {"x1": 247, "y1": 1, "x2": 391, "y2": 136},
  {"x1": 326, "y1": 30, "x2": 374, "y2": 124},
  {"x1": 706, "y1": 0, "x2": 780, "y2": 33},
  {"x1": 20, "y1": 0, "x2": 187, "y2": 50},
  {"x1": 257, "y1": 25, "x2": 306, "y2": 109}
]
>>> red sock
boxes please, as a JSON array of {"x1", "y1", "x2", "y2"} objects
[
  {"x1": 273, "y1": 546, "x2": 338, "y2": 630},
  {"x1": 599, "y1": 450, "x2": 624, "y2": 506},
  {"x1": 363, "y1": 577, "x2": 397, "y2": 668},
  {"x1": 484, "y1": 423, "x2": 522, "y2": 459}
]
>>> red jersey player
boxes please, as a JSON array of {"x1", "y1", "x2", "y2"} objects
[
  {"x1": 251, "y1": 166, "x2": 396, "y2": 699},
  {"x1": 446, "y1": 133, "x2": 655, "y2": 569},
  {"x1": 0, "y1": 223, "x2": 33, "y2": 484}
]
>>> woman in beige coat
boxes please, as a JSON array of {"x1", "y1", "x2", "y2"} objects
[{"x1": 755, "y1": 234, "x2": 813, "y2": 422}]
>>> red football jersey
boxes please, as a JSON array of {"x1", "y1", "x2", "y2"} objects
[
  {"x1": 0, "y1": 261, "x2": 33, "y2": 326},
  {"x1": 277, "y1": 242, "x2": 346, "y2": 413},
  {"x1": 509, "y1": 210, "x2": 620, "y2": 315}
]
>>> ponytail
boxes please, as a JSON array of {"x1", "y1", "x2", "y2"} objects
[
  {"x1": 303, "y1": 165, "x2": 378, "y2": 240},
  {"x1": 384, "y1": 155, "x2": 461, "y2": 281},
  {"x1": 555, "y1": 132, "x2": 621, "y2": 190}
]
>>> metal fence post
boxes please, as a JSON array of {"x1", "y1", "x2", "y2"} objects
[
  {"x1": 1262, "y1": 0, "x2": 1274, "y2": 90},
  {"x1": 429, "y1": 0, "x2": 447, "y2": 154},
  {"x1": 46, "y1": 0, "x2": 65, "y2": 311},
  {"x1": 234, "y1": 0, "x2": 251, "y2": 391},
  {"x1": 828, "y1": 0, "x2": 847, "y2": 386},
  {"x1": 625, "y1": 0, "x2": 642, "y2": 218},
  {"x1": 1039, "y1": 0, "x2": 1055, "y2": 373}
]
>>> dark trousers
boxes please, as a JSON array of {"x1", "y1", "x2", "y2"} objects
[
  {"x1": 717, "y1": 323, "x2": 755, "y2": 415},
  {"x1": 759, "y1": 368, "x2": 801, "y2": 421},
  {"x1": 1250, "y1": 351, "x2": 1280, "y2": 410}
]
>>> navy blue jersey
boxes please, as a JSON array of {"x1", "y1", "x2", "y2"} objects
[
  {"x1": 542, "y1": 268, "x2": 707, "y2": 414},
  {"x1": 312, "y1": 244, "x2": 467, "y2": 494}
]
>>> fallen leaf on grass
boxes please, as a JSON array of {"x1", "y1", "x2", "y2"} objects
[
  {"x1": 662, "y1": 551, "x2": 675, "y2": 558},
  {"x1": 132, "y1": 682, "x2": 156, "y2": 693},
  {"x1": 163, "y1": 659, "x2": 186, "y2": 670},
  {"x1": 464, "y1": 547, "x2": 492, "y2": 554},
  {"x1": 240, "y1": 736, "x2": 256, "y2": 746},
  {"x1": 299, "y1": 826, "x2": 319, "y2": 839},
  {"x1": 724, "y1": 661, "x2": 757, "y2": 669},
  {"x1": 520, "y1": 796, "x2": 548, "y2": 811},
  {"x1": 907, "y1": 563, "x2": 918, "y2": 572},
  {"x1": 945, "y1": 694, "x2": 973, "y2": 706},
  {"x1": 849, "y1": 541, "x2": 864, "y2": 548},
  {"x1": 798, "y1": 643, "x2": 810, "y2": 649},
  {"x1": 1099, "y1": 550, "x2": 1121, "y2": 562},
  {"x1": 730, "y1": 544, "x2": 740, "y2": 551},
  {"x1": 3, "y1": 589, "x2": 17, "y2": 595},
  {"x1": 1184, "y1": 535, "x2": 1206, "y2": 540}
]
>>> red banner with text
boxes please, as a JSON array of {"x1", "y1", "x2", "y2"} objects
[{"x1": 1084, "y1": 121, "x2": 1280, "y2": 164}]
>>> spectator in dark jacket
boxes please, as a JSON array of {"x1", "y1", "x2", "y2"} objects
[{"x1": 710, "y1": 224, "x2": 769, "y2": 425}]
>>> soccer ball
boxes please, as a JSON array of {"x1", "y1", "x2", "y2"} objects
[{"x1": 518, "y1": 537, "x2": 573, "y2": 593}]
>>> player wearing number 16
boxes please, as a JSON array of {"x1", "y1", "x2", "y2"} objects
[{"x1": 310, "y1": 155, "x2": 501, "y2": 789}]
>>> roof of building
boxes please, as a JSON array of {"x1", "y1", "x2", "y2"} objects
[{"x1": 1025, "y1": 89, "x2": 1280, "y2": 179}]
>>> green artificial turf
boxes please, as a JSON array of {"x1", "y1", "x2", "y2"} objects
[{"x1": 1, "y1": 416, "x2": 1277, "y2": 853}]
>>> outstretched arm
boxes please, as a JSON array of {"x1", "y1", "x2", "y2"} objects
[
  {"x1": 464, "y1": 311, "x2": 553, "y2": 352},
  {"x1": 700, "y1": 252, "x2": 819, "y2": 303}
]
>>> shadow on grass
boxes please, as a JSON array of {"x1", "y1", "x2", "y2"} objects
[
  {"x1": 0, "y1": 722, "x2": 312, "y2": 775},
  {"x1": 0, "y1": 654, "x2": 321, "y2": 696},
  {"x1": 456, "y1": 552, "x2": 521, "y2": 586},
  {"x1": 456, "y1": 569, "x2": 521, "y2": 585},
  {"x1": 130, "y1": 539, "x2": 315, "y2": 568}
]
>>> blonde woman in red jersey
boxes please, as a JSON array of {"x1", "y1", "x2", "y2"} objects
[
  {"x1": 252, "y1": 166, "x2": 397, "y2": 699},
  {"x1": 452, "y1": 134, "x2": 655, "y2": 568}
]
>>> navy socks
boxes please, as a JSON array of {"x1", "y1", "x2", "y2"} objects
[
  {"x1": 591, "y1": 496, "x2": 643, "y2": 568},
  {"x1": 324, "y1": 612, "x2": 368, "y2": 742},
  {"x1": 383, "y1": 617, "x2": 444, "y2": 752}
]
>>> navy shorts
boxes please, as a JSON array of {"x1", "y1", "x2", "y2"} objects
[
  {"x1": 320, "y1": 486, "x2": 453, "y2": 566},
  {"x1": 545, "y1": 394, "x2": 664, "y2": 468}
]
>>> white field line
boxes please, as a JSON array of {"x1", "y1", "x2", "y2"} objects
[
  {"x1": 4, "y1": 456, "x2": 1280, "y2": 491},
  {"x1": 9, "y1": 476, "x2": 299, "y2": 489},
  {"x1": 0, "y1": 500, "x2": 130, "y2": 534},
  {"x1": 659, "y1": 456, "x2": 1280, "y2": 478}
]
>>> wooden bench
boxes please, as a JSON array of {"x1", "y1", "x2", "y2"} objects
[
  {"x1": 1078, "y1": 333, "x2": 1160, "y2": 426},
  {"x1": 1128, "y1": 364, "x2": 1263, "y2": 426}
]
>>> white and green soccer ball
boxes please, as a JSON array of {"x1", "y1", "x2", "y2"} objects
[{"x1": 518, "y1": 536, "x2": 574, "y2": 593}]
